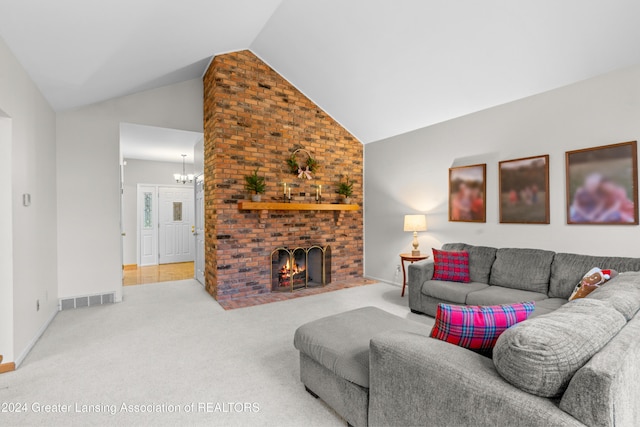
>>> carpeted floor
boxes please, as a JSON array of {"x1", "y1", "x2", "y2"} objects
[{"x1": 0, "y1": 280, "x2": 434, "y2": 426}]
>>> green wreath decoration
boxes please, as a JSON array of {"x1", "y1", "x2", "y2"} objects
[{"x1": 287, "y1": 149, "x2": 319, "y2": 180}]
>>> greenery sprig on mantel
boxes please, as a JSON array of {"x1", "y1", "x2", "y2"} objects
[
  {"x1": 337, "y1": 176, "x2": 354, "y2": 198},
  {"x1": 244, "y1": 168, "x2": 266, "y2": 194}
]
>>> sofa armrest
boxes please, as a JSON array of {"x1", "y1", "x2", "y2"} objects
[
  {"x1": 407, "y1": 262, "x2": 433, "y2": 304},
  {"x1": 368, "y1": 331, "x2": 583, "y2": 427},
  {"x1": 408, "y1": 261, "x2": 433, "y2": 286}
]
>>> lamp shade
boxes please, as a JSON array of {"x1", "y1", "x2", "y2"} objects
[{"x1": 404, "y1": 214, "x2": 427, "y2": 232}]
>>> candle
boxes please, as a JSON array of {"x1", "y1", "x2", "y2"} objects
[
  {"x1": 316, "y1": 187, "x2": 319, "y2": 200},
  {"x1": 288, "y1": 187, "x2": 291, "y2": 199},
  {"x1": 319, "y1": 184, "x2": 322, "y2": 197},
  {"x1": 283, "y1": 182, "x2": 287, "y2": 195}
]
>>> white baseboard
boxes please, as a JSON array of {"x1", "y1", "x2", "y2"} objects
[
  {"x1": 15, "y1": 307, "x2": 58, "y2": 368},
  {"x1": 364, "y1": 275, "x2": 401, "y2": 287}
]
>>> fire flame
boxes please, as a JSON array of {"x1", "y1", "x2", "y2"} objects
[{"x1": 281, "y1": 258, "x2": 305, "y2": 276}]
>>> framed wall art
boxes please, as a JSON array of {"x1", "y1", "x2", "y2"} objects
[
  {"x1": 499, "y1": 155, "x2": 550, "y2": 224},
  {"x1": 566, "y1": 141, "x2": 638, "y2": 225},
  {"x1": 449, "y1": 164, "x2": 486, "y2": 222}
]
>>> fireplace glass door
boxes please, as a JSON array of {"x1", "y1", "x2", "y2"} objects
[{"x1": 271, "y1": 245, "x2": 330, "y2": 292}]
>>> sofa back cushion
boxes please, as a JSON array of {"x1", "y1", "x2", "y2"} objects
[
  {"x1": 493, "y1": 298, "x2": 626, "y2": 398},
  {"x1": 442, "y1": 243, "x2": 497, "y2": 284},
  {"x1": 586, "y1": 271, "x2": 640, "y2": 320},
  {"x1": 489, "y1": 248, "x2": 555, "y2": 294},
  {"x1": 441, "y1": 243, "x2": 466, "y2": 251},
  {"x1": 549, "y1": 252, "x2": 640, "y2": 299}
]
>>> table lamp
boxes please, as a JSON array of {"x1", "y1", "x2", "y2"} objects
[{"x1": 404, "y1": 214, "x2": 427, "y2": 256}]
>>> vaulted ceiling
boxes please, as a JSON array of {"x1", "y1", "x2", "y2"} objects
[{"x1": 1, "y1": 0, "x2": 640, "y2": 144}]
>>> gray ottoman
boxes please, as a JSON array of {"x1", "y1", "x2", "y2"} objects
[{"x1": 293, "y1": 306, "x2": 428, "y2": 426}]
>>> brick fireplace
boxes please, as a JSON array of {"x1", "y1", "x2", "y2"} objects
[{"x1": 203, "y1": 50, "x2": 363, "y2": 301}]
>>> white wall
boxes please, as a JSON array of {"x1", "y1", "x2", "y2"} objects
[
  {"x1": 121, "y1": 158, "x2": 195, "y2": 265},
  {"x1": 365, "y1": 64, "x2": 640, "y2": 285},
  {"x1": 56, "y1": 79, "x2": 203, "y2": 302},
  {"x1": 194, "y1": 137, "x2": 204, "y2": 177},
  {"x1": 0, "y1": 37, "x2": 58, "y2": 365},
  {"x1": 0, "y1": 113, "x2": 13, "y2": 363}
]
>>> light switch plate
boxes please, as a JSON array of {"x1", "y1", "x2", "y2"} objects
[{"x1": 23, "y1": 193, "x2": 31, "y2": 207}]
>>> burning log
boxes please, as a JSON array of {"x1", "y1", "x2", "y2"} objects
[{"x1": 279, "y1": 258, "x2": 306, "y2": 287}]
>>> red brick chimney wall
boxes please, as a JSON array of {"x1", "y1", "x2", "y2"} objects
[{"x1": 203, "y1": 50, "x2": 363, "y2": 300}]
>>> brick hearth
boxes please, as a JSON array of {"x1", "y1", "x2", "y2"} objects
[{"x1": 203, "y1": 50, "x2": 364, "y2": 301}]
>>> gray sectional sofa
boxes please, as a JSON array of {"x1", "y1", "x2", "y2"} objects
[
  {"x1": 294, "y1": 243, "x2": 640, "y2": 426},
  {"x1": 371, "y1": 268, "x2": 640, "y2": 426},
  {"x1": 408, "y1": 242, "x2": 640, "y2": 317}
]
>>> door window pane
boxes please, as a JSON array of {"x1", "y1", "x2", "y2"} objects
[
  {"x1": 143, "y1": 192, "x2": 153, "y2": 229},
  {"x1": 173, "y1": 202, "x2": 183, "y2": 221}
]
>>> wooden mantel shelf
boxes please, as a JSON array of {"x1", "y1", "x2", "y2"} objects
[
  {"x1": 238, "y1": 201, "x2": 358, "y2": 225},
  {"x1": 238, "y1": 201, "x2": 359, "y2": 211}
]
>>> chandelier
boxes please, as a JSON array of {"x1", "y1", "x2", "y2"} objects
[{"x1": 174, "y1": 154, "x2": 194, "y2": 184}]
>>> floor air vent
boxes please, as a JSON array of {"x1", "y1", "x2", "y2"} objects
[{"x1": 59, "y1": 293, "x2": 115, "y2": 310}]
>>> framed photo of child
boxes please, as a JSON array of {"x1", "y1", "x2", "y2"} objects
[
  {"x1": 566, "y1": 141, "x2": 638, "y2": 225},
  {"x1": 449, "y1": 164, "x2": 486, "y2": 222},
  {"x1": 499, "y1": 155, "x2": 550, "y2": 224}
]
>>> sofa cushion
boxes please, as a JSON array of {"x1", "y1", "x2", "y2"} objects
[
  {"x1": 293, "y1": 307, "x2": 427, "y2": 388},
  {"x1": 465, "y1": 285, "x2": 548, "y2": 306},
  {"x1": 430, "y1": 302, "x2": 535, "y2": 352},
  {"x1": 432, "y1": 249, "x2": 470, "y2": 283},
  {"x1": 442, "y1": 243, "x2": 497, "y2": 284},
  {"x1": 549, "y1": 252, "x2": 640, "y2": 299},
  {"x1": 493, "y1": 298, "x2": 626, "y2": 398},
  {"x1": 490, "y1": 248, "x2": 555, "y2": 294},
  {"x1": 441, "y1": 243, "x2": 466, "y2": 251},
  {"x1": 586, "y1": 271, "x2": 640, "y2": 320},
  {"x1": 529, "y1": 298, "x2": 567, "y2": 318},
  {"x1": 421, "y1": 280, "x2": 489, "y2": 304}
]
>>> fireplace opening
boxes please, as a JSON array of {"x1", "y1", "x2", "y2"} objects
[{"x1": 271, "y1": 245, "x2": 331, "y2": 292}]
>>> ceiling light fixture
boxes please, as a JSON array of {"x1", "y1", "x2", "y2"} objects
[{"x1": 174, "y1": 154, "x2": 194, "y2": 184}]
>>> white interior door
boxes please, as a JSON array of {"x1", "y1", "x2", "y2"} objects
[
  {"x1": 194, "y1": 175, "x2": 205, "y2": 284},
  {"x1": 138, "y1": 185, "x2": 158, "y2": 266},
  {"x1": 159, "y1": 186, "x2": 194, "y2": 264}
]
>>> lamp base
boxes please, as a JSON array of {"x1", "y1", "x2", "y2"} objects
[{"x1": 411, "y1": 250, "x2": 421, "y2": 256}]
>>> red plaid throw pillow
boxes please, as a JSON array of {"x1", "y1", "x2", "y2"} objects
[
  {"x1": 430, "y1": 302, "x2": 535, "y2": 351},
  {"x1": 432, "y1": 249, "x2": 470, "y2": 283}
]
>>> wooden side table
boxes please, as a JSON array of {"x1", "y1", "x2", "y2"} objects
[{"x1": 400, "y1": 253, "x2": 430, "y2": 297}]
